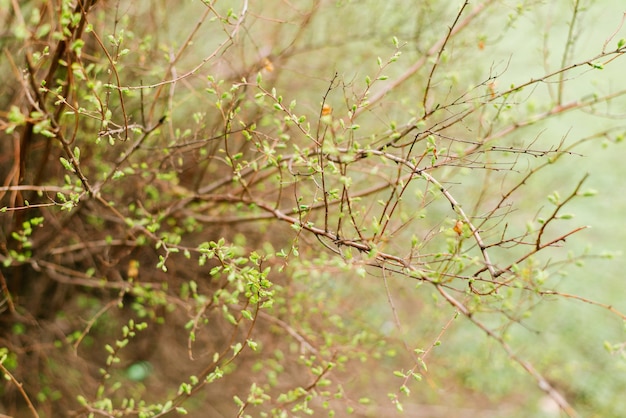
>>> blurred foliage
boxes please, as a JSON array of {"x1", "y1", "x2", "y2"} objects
[{"x1": 1, "y1": 0, "x2": 626, "y2": 417}]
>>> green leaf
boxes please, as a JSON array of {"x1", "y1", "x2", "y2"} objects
[
  {"x1": 590, "y1": 61, "x2": 604, "y2": 70},
  {"x1": 162, "y1": 400, "x2": 173, "y2": 411},
  {"x1": 59, "y1": 157, "x2": 74, "y2": 172}
]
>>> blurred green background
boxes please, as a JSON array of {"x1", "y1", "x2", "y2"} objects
[{"x1": 2, "y1": 1, "x2": 626, "y2": 417}]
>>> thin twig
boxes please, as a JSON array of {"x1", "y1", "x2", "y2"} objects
[
  {"x1": 436, "y1": 285, "x2": 580, "y2": 418},
  {"x1": 0, "y1": 361, "x2": 40, "y2": 418}
]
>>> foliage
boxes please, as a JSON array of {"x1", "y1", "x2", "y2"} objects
[{"x1": 1, "y1": 0, "x2": 626, "y2": 417}]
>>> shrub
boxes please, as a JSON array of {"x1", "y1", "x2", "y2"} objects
[{"x1": 1, "y1": 1, "x2": 626, "y2": 417}]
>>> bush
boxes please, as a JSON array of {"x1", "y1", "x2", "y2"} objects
[{"x1": 1, "y1": 1, "x2": 626, "y2": 417}]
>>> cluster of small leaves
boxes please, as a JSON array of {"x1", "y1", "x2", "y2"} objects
[{"x1": 74, "y1": 320, "x2": 168, "y2": 417}]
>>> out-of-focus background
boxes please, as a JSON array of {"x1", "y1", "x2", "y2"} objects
[{"x1": 1, "y1": 1, "x2": 626, "y2": 417}]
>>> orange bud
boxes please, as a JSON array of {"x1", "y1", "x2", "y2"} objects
[
  {"x1": 127, "y1": 259, "x2": 140, "y2": 279},
  {"x1": 262, "y1": 57, "x2": 274, "y2": 72},
  {"x1": 453, "y1": 220, "x2": 463, "y2": 235}
]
